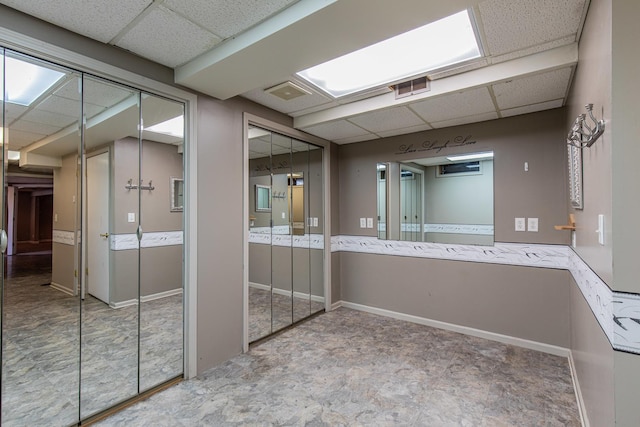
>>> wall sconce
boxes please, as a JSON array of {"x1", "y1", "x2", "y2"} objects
[{"x1": 567, "y1": 104, "x2": 605, "y2": 148}]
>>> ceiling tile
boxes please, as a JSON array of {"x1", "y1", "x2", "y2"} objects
[
  {"x1": 348, "y1": 107, "x2": 425, "y2": 134},
  {"x1": 37, "y1": 95, "x2": 81, "y2": 118},
  {"x1": 410, "y1": 87, "x2": 496, "y2": 123},
  {"x1": 4, "y1": 103, "x2": 28, "y2": 123},
  {"x1": 479, "y1": 0, "x2": 586, "y2": 55},
  {"x1": 0, "y1": 0, "x2": 152, "y2": 43},
  {"x1": 334, "y1": 134, "x2": 379, "y2": 145},
  {"x1": 431, "y1": 112, "x2": 499, "y2": 129},
  {"x1": 53, "y1": 79, "x2": 82, "y2": 102},
  {"x1": 242, "y1": 82, "x2": 333, "y2": 115},
  {"x1": 6, "y1": 129, "x2": 45, "y2": 150},
  {"x1": 21, "y1": 109, "x2": 77, "y2": 128},
  {"x1": 301, "y1": 120, "x2": 371, "y2": 142},
  {"x1": 164, "y1": 0, "x2": 298, "y2": 39},
  {"x1": 500, "y1": 99, "x2": 564, "y2": 118},
  {"x1": 83, "y1": 79, "x2": 135, "y2": 108},
  {"x1": 490, "y1": 36, "x2": 576, "y2": 65},
  {"x1": 377, "y1": 124, "x2": 433, "y2": 138},
  {"x1": 9, "y1": 119, "x2": 60, "y2": 136},
  {"x1": 116, "y1": 6, "x2": 222, "y2": 68},
  {"x1": 492, "y1": 67, "x2": 573, "y2": 110}
]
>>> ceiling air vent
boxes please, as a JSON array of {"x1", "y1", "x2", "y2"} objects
[
  {"x1": 265, "y1": 81, "x2": 311, "y2": 101},
  {"x1": 393, "y1": 76, "x2": 430, "y2": 99}
]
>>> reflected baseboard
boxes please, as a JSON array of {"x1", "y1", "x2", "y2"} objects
[
  {"x1": 109, "y1": 289, "x2": 183, "y2": 309},
  {"x1": 50, "y1": 282, "x2": 74, "y2": 296},
  {"x1": 249, "y1": 282, "x2": 325, "y2": 303},
  {"x1": 568, "y1": 350, "x2": 590, "y2": 427}
]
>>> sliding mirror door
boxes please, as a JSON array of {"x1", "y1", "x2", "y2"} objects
[
  {"x1": 308, "y1": 144, "x2": 325, "y2": 315},
  {"x1": 81, "y1": 76, "x2": 141, "y2": 418},
  {"x1": 270, "y1": 132, "x2": 293, "y2": 333},
  {"x1": 139, "y1": 93, "x2": 185, "y2": 391},
  {"x1": 1, "y1": 50, "x2": 82, "y2": 426},
  {"x1": 291, "y1": 139, "x2": 310, "y2": 323}
]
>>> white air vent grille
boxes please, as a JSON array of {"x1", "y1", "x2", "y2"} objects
[{"x1": 265, "y1": 81, "x2": 311, "y2": 101}]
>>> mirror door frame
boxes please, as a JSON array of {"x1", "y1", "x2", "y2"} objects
[
  {"x1": 0, "y1": 27, "x2": 199, "y2": 380},
  {"x1": 243, "y1": 113, "x2": 332, "y2": 352}
]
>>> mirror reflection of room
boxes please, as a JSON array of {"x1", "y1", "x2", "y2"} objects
[
  {"x1": 1, "y1": 50, "x2": 185, "y2": 425},
  {"x1": 247, "y1": 125, "x2": 325, "y2": 343},
  {"x1": 378, "y1": 151, "x2": 494, "y2": 245}
]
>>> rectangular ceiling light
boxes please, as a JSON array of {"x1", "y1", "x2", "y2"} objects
[
  {"x1": 146, "y1": 116, "x2": 184, "y2": 138},
  {"x1": 296, "y1": 10, "x2": 481, "y2": 98},
  {"x1": 3, "y1": 56, "x2": 65, "y2": 106},
  {"x1": 446, "y1": 151, "x2": 494, "y2": 162}
]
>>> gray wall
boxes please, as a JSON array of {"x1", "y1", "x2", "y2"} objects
[{"x1": 338, "y1": 109, "x2": 569, "y2": 245}]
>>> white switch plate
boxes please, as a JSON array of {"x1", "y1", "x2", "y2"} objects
[
  {"x1": 515, "y1": 217, "x2": 526, "y2": 232},
  {"x1": 313, "y1": 217, "x2": 318, "y2": 227},
  {"x1": 281, "y1": 212, "x2": 286, "y2": 219},
  {"x1": 359, "y1": 218, "x2": 366, "y2": 228},
  {"x1": 527, "y1": 217, "x2": 538, "y2": 232},
  {"x1": 597, "y1": 214, "x2": 605, "y2": 245},
  {"x1": 366, "y1": 218, "x2": 373, "y2": 228},
  {"x1": 128, "y1": 212, "x2": 135, "y2": 223},
  {"x1": 54, "y1": 213, "x2": 58, "y2": 223}
]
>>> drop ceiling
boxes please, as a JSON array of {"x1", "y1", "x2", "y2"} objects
[{"x1": 0, "y1": 0, "x2": 590, "y2": 145}]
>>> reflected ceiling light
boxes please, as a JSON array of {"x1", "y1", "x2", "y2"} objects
[
  {"x1": 297, "y1": 10, "x2": 481, "y2": 98},
  {"x1": 146, "y1": 116, "x2": 184, "y2": 138},
  {"x1": 7, "y1": 150, "x2": 20, "y2": 161},
  {"x1": 3, "y1": 57, "x2": 65, "y2": 106},
  {"x1": 248, "y1": 127, "x2": 270, "y2": 140},
  {"x1": 446, "y1": 152, "x2": 494, "y2": 162}
]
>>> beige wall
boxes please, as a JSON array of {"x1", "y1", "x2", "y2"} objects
[
  {"x1": 52, "y1": 153, "x2": 79, "y2": 292},
  {"x1": 338, "y1": 109, "x2": 569, "y2": 245}
]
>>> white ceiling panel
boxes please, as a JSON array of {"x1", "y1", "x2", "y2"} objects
[
  {"x1": 53, "y1": 79, "x2": 82, "y2": 102},
  {"x1": 242, "y1": 83, "x2": 333, "y2": 115},
  {"x1": 479, "y1": 0, "x2": 586, "y2": 56},
  {"x1": 348, "y1": 107, "x2": 426, "y2": 134},
  {"x1": 492, "y1": 67, "x2": 573, "y2": 110},
  {"x1": 334, "y1": 134, "x2": 379, "y2": 145},
  {"x1": 116, "y1": 6, "x2": 222, "y2": 68},
  {"x1": 500, "y1": 99, "x2": 564, "y2": 118},
  {"x1": 22, "y1": 109, "x2": 77, "y2": 128},
  {"x1": 164, "y1": 0, "x2": 299, "y2": 39},
  {"x1": 6, "y1": 129, "x2": 46, "y2": 150},
  {"x1": 4, "y1": 103, "x2": 28, "y2": 123},
  {"x1": 10, "y1": 119, "x2": 62, "y2": 136},
  {"x1": 83, "y1": 79, "x2": 135, "y2": 108},
  {"x1": 431, "y1": 111, "x2": 499, "y2": 129},
  {"x1": 490, "y1": 36, "x2": 576, "y2": 65},
  {"x1": 410, "y1": 87, "x2": 496, "y2": 123},
  {"x1": 0, "y1": 0, "x2": 152, "y2": 43},
  {"x1": 302, "y1": 120, "x2": 371, "y2": 142},
  {"x1": 377, "y1": 124, "x2": 433, "y2": 138},
  {"x1": 37, "y1": 95, "x2": 81, "y2": 118}
]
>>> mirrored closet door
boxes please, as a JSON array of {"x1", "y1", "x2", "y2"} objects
[
  {"x1": 1, "y1": 48, "x2": 185, "y2": 426},
  {"x1": 247, "y1": 125, "x2": 325, "y2": 343}
]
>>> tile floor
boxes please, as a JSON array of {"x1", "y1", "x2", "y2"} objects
[{"x1": 98, "y1": 307, "x2": 581, "y2": 426}]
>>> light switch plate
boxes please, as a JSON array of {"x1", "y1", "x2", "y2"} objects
[
  {"x1": 527, "y1": 217, "x2": 538, "y2": 232},
  {"x1": 128, "y1": 212, "x2": 135, "y2": 223},
  {"x1": 597, "y1": 214, "x2": 605, "y2": 245},
  {"x1": 313, "y1": 217, "x2": 318, "y2": 227},
  {"x1": 515, "y1": 217, "x2": 526, "y2": 232},
  {"x1": 360, "y1": 218, "x2": 366, "y2": 228},
  {"x1": 366, "y1": 218, "x2": 373, "y2": 228}
]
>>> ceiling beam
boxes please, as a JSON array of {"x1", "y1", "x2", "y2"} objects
[
  {"x1": 175, "y1": 0, "x2": 480, "y2": 100},
  {"x1": 294, "y1": 43, "x2": 579, "y2": 129}
]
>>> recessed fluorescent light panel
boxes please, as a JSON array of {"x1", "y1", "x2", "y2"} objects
[
  {"x1": 3, "y1": 56, "x2": 65, "y2": 106},
  {"x1": 446, "y1": 152, "x2": 494, "y2": 162},
  {"x1": 297, "y1": 10, "x2": 481, "y2": 98},
  {"x1": 146, "y1": 116, "x2": 184, "y2": 138}
]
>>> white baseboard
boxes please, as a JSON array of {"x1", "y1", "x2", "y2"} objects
[
  {"x1": 331, "y1": 301, "x2": 343, "y2": 311},
  {"x1": 110, "y1": 299, "x2": 138, "y2": 309},
  {"x1": 249, "y1": 282, "x2": 271, "y2": 291},
  {"x1": 568, "y1": 351, "x2": 589, "y2": 427},
  {"x1": 140, "y1": 288, "x2": 183, "y2": 303},
  {"x1": 340, "y1": 301, "x2": 571, "y2": 358},
  {"x1": 50, "y1": 282, "x2": 74, "y2": 296}
]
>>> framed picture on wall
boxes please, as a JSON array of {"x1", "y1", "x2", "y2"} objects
[{"x1": 568, "y1": 145, "x2": 583, "y2": 209}]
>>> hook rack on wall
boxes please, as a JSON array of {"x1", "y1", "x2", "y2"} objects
[
  {"x1": 125, "y1": 179, "x2": 155, "y2": 191},
  {"x1": 567, "y1": 103, "x2": 605, "y2": 148}
]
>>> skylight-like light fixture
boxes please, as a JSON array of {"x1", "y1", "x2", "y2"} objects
[
  {"x1": 3, "y1": 57, "x2": 65, "y2": 106},
  {"x1": 297, "y1": 10, "x2": 481, "y2": 98},
  {"x1": 146, "y1": 116, "x2": 184, "y2": 138}
]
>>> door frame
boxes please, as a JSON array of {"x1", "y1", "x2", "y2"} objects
[
  {"x1": 242, "y1": 113, "x2": 332, "y2": 352},
  {"x1": 0, "y1": 28, "x2": 199, "y2": 379}
]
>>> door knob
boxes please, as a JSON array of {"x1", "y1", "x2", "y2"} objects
[{"x1": 99, "y1": 232, "x2": 109, "y2": 238}]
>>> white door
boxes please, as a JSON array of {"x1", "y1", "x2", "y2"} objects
[{"x1": 86, "y1": 152, "x2": 110, "y2": 303}]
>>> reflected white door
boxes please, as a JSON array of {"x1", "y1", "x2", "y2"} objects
[{"x1": 86, "y1": 152, "x2": 110, "y2": 303}]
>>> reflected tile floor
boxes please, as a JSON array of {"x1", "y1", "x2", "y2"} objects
[
  {"x1": 2, "y1": 254, "x2": 183, "y2": 426},
  {"x1": 98, "y1": 308, "x2": 581, "y2": 426},
  {"x1": 249, "y1": 287, "x2": 325, "y2": 343}
]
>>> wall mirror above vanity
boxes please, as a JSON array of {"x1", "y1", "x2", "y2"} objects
[{"x1": 377, "y1": 151, "x2": 494, "y2": 245}]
